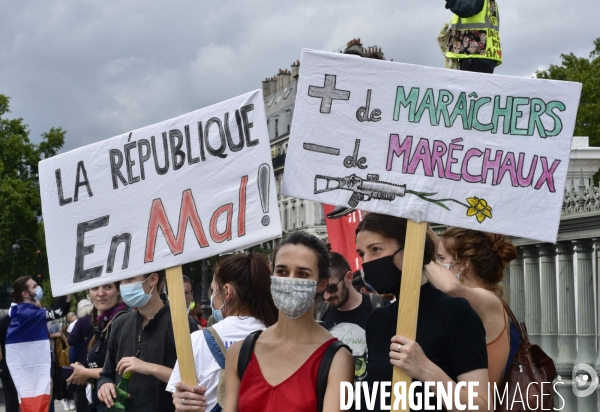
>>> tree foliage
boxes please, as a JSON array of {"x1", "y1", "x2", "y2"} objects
[
  {"x1": 536, "y1": 38, "x2": 600, "y2": 146},
  {"x1": 0, "y1": 94, "x2": 65, "y2": 287}
]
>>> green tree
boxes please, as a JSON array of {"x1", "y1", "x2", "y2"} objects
[
  {"x1": 536, "y1": 38, "x2": 600, "y2": 146},
  {"x1": 0, "y1": 94, "x2": 65, "y2": 292}
]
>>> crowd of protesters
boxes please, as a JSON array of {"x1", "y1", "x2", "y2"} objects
[{"x1": 0, "y1": 221, "x2": 518, "y2": 412}]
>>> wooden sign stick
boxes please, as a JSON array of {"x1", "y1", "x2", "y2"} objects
[
  {"x1": 166, "y1": 266, "x2": 198, "y2": 386},
  {"x1": 391, "y1": 221, "x2": 428, "y2": 412}
]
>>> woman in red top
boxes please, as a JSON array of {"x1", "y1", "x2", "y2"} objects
[{"x1": 224, "y1": 232, "x2": 354, "y2": 412}]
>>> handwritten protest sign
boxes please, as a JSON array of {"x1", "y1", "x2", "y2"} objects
[
  {"x1": 282, "y1": 49, "x2": 582, "y2": 243},
  {"x1": 40, "y1": 90, "x2": 281, "y2": 295}
]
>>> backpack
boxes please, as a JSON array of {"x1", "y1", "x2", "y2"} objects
[
  {"x1": 203, "y1": 327, "x2": 227, "y2": 412},
  {"x1": 314, "y1": 293, "x2": 385, "y2": 322},
  {"x1": 496, "y1": 299, "x2": 557, "y2": 412},
  {"x1": 238, "y1": 331, "x2": 350, "y2": 412}
]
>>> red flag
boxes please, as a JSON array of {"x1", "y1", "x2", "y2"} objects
[{"x1": 323, "y1": 205, "x2": 364, "y2": 271}]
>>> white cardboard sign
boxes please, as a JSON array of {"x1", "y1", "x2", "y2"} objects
[
  {"x1": 40, "y1": 90, "x2": 281, "y2": 295},
  {"x1": 282, "y1": 50, "x2": 582, "y2": 243}
]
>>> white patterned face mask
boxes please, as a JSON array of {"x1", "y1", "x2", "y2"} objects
[{"x1": 270, "y1": 277, "x2": 318, "y2": 319}]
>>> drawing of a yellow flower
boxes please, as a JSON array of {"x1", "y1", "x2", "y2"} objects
[{"x1": 466, "y1": 197, "x2": 492, "y2": 223}]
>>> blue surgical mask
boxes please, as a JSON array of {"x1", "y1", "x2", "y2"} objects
[
  {"x1": 34, "y1": 286, "x2": 43, "y2": 302},
  {"x1": 120, "y1": 276, "x2": 154, "y2": 308},
  {"x1": 210, "y1": 288, "x2": 225, "y2": 322}
]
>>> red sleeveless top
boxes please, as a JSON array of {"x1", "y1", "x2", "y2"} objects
[{"x1": 238, "y1": 338, "x2": 337, "y2": 412}]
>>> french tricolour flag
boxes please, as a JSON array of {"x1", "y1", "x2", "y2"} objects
[{"x1": 6, "y1": 303, "x2": 51, "y2": 412}]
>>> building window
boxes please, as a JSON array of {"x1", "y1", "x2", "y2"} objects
[
  {"x1": 275, "y1": 118, "x2": 279, "y2": 138},
  {"x1": 286, "y1": 109, "x2": 291, "y2": 132},
  {"x1": 283, "y1": 207, "x2": 288, "y2": 231}
]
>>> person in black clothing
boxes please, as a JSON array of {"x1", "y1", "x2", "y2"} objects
[
  {"x1": 355, "y1": 214, "x2": 490, "y2": 411},
  {"x1": 67, "y1": 282, "x2": 127, "y2": 412},
  {"x1": 0, "y1": 312, "x2": 19, "y2": 412},
  {"x1": 97, "y1": 270, "x2": 198, "y2": 411},
  {"x1": 317, "y1": 252, "x2": 386, "y2": 381}
]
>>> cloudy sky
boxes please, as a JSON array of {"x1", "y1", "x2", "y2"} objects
[{"x1": 1, "y1": 0, "x2": 598, "y2": 152}]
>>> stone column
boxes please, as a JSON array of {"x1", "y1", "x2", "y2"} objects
[
  {"x1": 575, "y1": 241, "x2": 597, "y2": 412},
  {"x1": 509, "y1": 253, "x2": 525, "y2": 323},
  {"x1": 556, "y1": 243, "x2": 577, "y2": 409},
  {"x1": 523, "y1": 246, "x2": 542, "y2": 345},
  {"x1": 594, "y1": 239, "x2": 600, "y2": 412},
  {"x1": 538, "y1": 244, "x2": 559, "y2": 360},
  {"x1": 595, "y1": 239, "x2": 600, "y2": 373}
]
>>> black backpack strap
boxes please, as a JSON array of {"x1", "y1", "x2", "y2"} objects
[
  {"x1": 316, "y1": 340, "x2": 351, "y2": 412},
  {"x1": 237, "y1": 330, "x2": 262, "y2": 380}
]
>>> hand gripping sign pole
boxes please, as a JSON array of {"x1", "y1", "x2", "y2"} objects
[
  {"x1": 391, "y1": 221, "x2": 427, "y2": 412},
  {"x1": 166, "y1": 266, "x2": 198, "y2": 386}
]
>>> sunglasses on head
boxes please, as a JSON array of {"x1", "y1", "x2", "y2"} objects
[{"x1": 325, "y1": 277, "x2": 344, "y2": 294}]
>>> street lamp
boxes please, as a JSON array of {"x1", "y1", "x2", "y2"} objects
[{"x1": 11, "y1": 238, "x2": 42, "y2": 279}]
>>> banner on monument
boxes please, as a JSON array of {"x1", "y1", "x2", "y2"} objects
[
  {"x1": 282, "y1": 50, "x2": 582, "y2": 243},
  {"x1": 40, "y1": 90, "x2": 281, "y2": 295}
]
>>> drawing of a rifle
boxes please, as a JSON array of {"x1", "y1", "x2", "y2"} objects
[{"x1": 314, "y1": 174, "x2": 406, "y2": 208}]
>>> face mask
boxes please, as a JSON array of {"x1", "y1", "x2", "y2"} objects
[
  {"x1": 442, "y1": 261, "x2": 462, "y2": 281},
  {"x1": 33, "y1": 286, "x2": 44, "y2": 302},
  {"x1": 361, "y1": 249, "x2": 403, "y2": 297},
  {"x1": 270, "y1": 277, "x2": 317, "y2": 319},
  {"x1": 210, "y1": 288, "x2": 225, "y2": 322},
  {"x1": 120, "y1": 276, "x2": 154, "y2": 308}
]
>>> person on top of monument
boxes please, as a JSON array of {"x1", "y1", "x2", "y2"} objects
[{"x1": 445, "y1": 0, "x2": 502, "y2": 73}]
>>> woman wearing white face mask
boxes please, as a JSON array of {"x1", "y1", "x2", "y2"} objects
[
  {"x1": 168, "y1": 253, "x2": 278, "y2": 412},
  {"x1": 97, "y1": 270, "x2": 198, "y2": 412},
  {"x1": 218, "y1": 232, "x2": 354, "y2": 412},
  {"x1": 427, "y1": 227, "x2": 517, "y2": 385}
]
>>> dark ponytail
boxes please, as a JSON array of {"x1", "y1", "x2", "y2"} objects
[{"x1": 214, "y1": 253, "x2": 278, "y2": 327}]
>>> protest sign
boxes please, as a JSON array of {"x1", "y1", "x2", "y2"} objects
[
  {"x1": 40, "y1": 90, "x2": 281, "y2": 295},
  {"x1": 282, "y1": 50, "x2": 582, "y2": 243}
]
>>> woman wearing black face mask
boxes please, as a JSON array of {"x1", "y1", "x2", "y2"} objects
[{"x1": 356, "y1": 214, "x2": 491, "y2": 411}]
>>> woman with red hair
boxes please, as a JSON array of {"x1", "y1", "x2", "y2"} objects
[{"x1": 428, "y1": 227, "x2": 517, "y2": 385}]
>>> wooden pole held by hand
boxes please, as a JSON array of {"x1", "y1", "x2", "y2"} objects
[
  {"x1": 166, "y1": 266, "x2": 198, "y2": 385},
  {"x1": 390, "y1": 221, "x2": 427, "y2": 411}
]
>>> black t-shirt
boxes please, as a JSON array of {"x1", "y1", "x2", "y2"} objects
[
  {"x1": 363, "y1": 282, "x2": 487, "y2": 411},
  {"x1": 322, "y1": 294, "x2": 374, "y2": 380}
]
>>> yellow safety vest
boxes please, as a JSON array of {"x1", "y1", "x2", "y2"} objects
[{"x1": 446, "y1": 0, "x2": 502, "y2": 65}]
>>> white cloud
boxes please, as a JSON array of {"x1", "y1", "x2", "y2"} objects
[{"x1": 0, "y1": 0, "x2": 597, "y2": 151}]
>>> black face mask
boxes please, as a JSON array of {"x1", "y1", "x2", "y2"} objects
[{"x1": 361, "y1": 249, "x2": 403, "y2": 297}]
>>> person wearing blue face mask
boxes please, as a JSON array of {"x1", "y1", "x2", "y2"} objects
[
  {"x1": 97, "y1": 270, "x2": 198, "y2": 412},
  {"x1": 1, "y1": 276, "x2": 71, "y2": 412}
]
